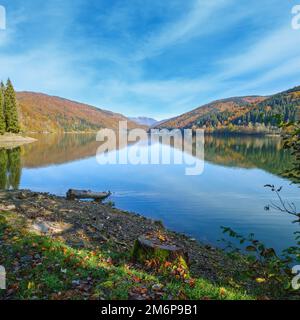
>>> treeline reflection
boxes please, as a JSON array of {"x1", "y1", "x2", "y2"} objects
[
  {"x1": 202, "y1": 135, "x2": 293, "y2": 176},
  {"x1": 0, "y1": 147, "x2": 21, "y2": 189},
  {"x1": 0, "y1": 134, "x2": 294, "y2": 190}
]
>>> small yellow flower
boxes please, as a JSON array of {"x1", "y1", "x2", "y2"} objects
[
  {"x1": 256, "y1": 278, "x2": 266, "y2": 283},
  {"x1": 219, "y1": 287, "x2": 227, "y2": 296},
  {"x1": 27, "y1": 282, "x2": 35, "y2": 290}
]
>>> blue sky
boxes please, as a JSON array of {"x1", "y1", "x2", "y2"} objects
[{"x1": 0, "y1": 0, "x2": 300, "y2": 120}]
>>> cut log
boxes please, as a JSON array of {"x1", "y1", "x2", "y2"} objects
[
  {"x1": 66, "y1": 189, "x2": 111, "y2": 201},
  {"x1": 132, "y1": 235, "x2": 189, "y2": 268}
]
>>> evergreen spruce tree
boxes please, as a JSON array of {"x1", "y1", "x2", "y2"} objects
[
  {"x1": 0, "y1": 81, "x2": 6, "y2": 134},
  {"x1": 4, "y1": 79, "x2": 20, "y2": 133}
]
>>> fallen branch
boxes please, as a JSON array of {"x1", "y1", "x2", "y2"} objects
[{"x1": 66, "y1": 189, "x2": 111, "y2": 202}]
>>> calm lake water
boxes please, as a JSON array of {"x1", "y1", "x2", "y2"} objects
[{"x1": 0, "y1": 133, "x2": 299, "y2": 252}]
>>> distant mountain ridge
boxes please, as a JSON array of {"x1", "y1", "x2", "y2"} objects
[
  {"x1": 155, "y1": 86, "x2": 300, "y2": 134},
  {"x1": 129, "y1": 117, "x2": 158, "y2": 127},
  {"x1": 16, "y1": 92, "x2": 142, "y2": 133},
  {"x1": 15, "y1": 85, "x2": 300, "y2": 134}
]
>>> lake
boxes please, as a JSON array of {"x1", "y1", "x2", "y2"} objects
[{"x1": 0, "y1": 133, "x2": 299, "y2": 253}]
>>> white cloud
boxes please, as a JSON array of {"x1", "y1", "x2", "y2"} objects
[
  {"x1": 1, "y1": 0, "x2": 299, "y2": 120},
  {"x1": 221, "y1": 26, "x2": 300, "y2": 79},
  {"x1": 0, "y1": 46, "x2": 86, "y2": 96},
  {"x1": 133, "y1": 0, "x2": 236, "y2": 61}
]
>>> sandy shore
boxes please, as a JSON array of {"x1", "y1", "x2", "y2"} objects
[{"x1": 0, "y1": 134, "x2": 37, "y2": 148}]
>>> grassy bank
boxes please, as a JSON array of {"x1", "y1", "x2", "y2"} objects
[{"x1": 0, "y1": 211, "x2": 250, "y2": 300}]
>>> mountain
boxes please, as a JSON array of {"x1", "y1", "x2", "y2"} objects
[
  {"x1": 152, "y1": 118, "x2": 169, "y2": 128},
  {"x1": 129, "y1": 117, "x2": 158, "y2": 127},
  {"x1": 155, "y1": 86, "x2": 300, "y2": 134},
  {"x1": 16, "y1": 92, "x2": 142, "y2": 133}
]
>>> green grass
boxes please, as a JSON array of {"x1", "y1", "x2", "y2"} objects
[{"x1": 0, "y1": 211, "x2": 252, "y2": 300}]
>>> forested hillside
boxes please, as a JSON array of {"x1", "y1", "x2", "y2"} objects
[
  {"x1": 16, "y1": 92, "x2": 142, "y2": 133},
  {"x1": 231, "y1": 86, "x2": 300, "y2": 129},
  {"x1": 156, "y1": 86, "x2": 300, "y2": 134}
]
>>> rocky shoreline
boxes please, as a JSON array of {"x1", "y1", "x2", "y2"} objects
[{"x1": 0, "y1": 189, "x2": 240, "y2": 283}]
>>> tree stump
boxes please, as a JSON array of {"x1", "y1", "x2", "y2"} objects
[{"x1": 132, "y1": 234, "x2": 189, "y2": 270}]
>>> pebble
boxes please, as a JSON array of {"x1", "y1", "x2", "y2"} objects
[
  {"x1": 72, "y1": 280, "x2": 80, "y2": 286},
  {"x1": 152, "y1": 284, "x2": 164, "y2": 291},
  {"x1": 0, "y1": 204, "x2": 16, "y2": 211},
  {"x1": 20, "y1": 255, "x2": 32, "y2": 263}
]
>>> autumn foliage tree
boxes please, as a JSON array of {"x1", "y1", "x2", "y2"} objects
[{"x1": 282, "y1": 120, "x2": 300, "y2": 184}]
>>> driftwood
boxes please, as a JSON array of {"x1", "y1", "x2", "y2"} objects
[
  {"x1": 132, "y1": 235, "x2": 189, "y2": 267},
  {"x1": 66, "y1": 189, "x2": 111, "y2": 201}
]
